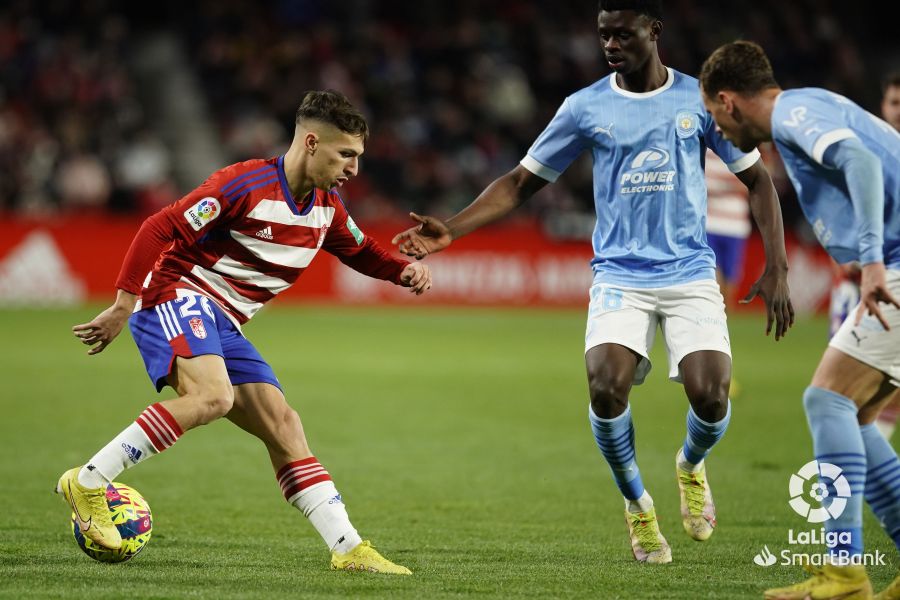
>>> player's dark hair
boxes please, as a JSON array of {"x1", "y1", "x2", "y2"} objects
[
  {"x1": 882, "y1": 71, "x2": 900, "y2": 94},
  {"x1": 598, "y1": 0, "x2": 663, "y2": 20},
  {"x1": 699, "y1": 41, "x2": 780, "y2": 96},
  {"x1": 295, "y1": 90, "x2": 369, "y2": 142}
]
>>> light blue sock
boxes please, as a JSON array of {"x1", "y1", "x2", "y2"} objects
[
  {"x1": 803, "y1": 386, "x2": 865, "y2": 559},
  {"x1": 682, "y1": 401, "x2": 732, "y2": 465},
  {"x1": 588, "y1": 404, "x2": 645, "y2": 500},
  {"x1": 861, "y1": 423, "x2": 900, "y2": 552}
]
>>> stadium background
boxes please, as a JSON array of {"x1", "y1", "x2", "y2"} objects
[{"x1": 1, "y1": 1, "x2": 898, "y2": 598}]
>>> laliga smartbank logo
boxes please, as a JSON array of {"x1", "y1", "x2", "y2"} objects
[
  {"x1": 788, "y1": 460, "x2": 850, "y2": 523},
  {"x1": 751, "y1": 460, "x2": 886, "y2": 568}
]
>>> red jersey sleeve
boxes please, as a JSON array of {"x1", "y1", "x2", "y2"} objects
[
  {"x1": 322, "y1": 193, "x2": 409, "y2": 284},
  {"x1": 115, "y1": 167, "x2": 244, "y2": 293}
]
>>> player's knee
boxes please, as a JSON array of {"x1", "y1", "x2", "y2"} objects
[
  {"x1": 198, "y1": 385, "x2": 235, "y2": 422},
  {"x1": 587, "y1": 371, "x2": 631, "y2": 418},
  {"x1": 685, "y1": 378, "x2": 729, "y2": 422}
]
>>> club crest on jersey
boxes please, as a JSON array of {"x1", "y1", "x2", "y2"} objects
[
  {"x1": 184, "y1": 197, "x2": 221, "y2": 231},
  {"x1": 675, "y1": 110, "x2": 699, "y2": 138},
  {"x1": 346, "y1": 216, "x2": 364, "y2": 245},
  {"x1": 189, "y1": 317, "x2": 207, "y2": 339}
]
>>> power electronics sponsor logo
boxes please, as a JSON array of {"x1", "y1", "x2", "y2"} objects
[
  {"x1": 184, "y1": 197, "x2": 221, "y2": 231},
  {"x1": 619, "y1": 147, "x2": 675, "y2": 194},
  {"x1": 189, "y1": 317, "x2": 207, "y2": 339},
  {"x1": 121, "y1": 443, "x2": 144, "y2": 463}
]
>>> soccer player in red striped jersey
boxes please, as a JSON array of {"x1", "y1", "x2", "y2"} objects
[{"x1": 56, "y1": 90, "x2": 429, "y2": 574}]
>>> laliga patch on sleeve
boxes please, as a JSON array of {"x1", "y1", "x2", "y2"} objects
[
  {"x1": 184, "y1": 197, "x2": 221, "y2": 231},
  {"x1": 346, "y1": 216, "x2": 364, "y2": 245}
]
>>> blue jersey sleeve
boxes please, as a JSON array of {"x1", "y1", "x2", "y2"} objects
[
  {"x1": 772, "y1": 92, "x2": 857, "y2": 165},
  {"x1": 822, "y1": 137, "x2": 885, "y2": 264},
  {"x1": 702, "y1": 111, "x2": 760, "y2": 173},
  {"x1": 520, "y1": 97, "x2": 588, "y2": 183}
]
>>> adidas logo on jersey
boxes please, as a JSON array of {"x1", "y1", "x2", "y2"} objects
[{"x1": 255, "y1": 226, "x2": 273, "y2": 240}]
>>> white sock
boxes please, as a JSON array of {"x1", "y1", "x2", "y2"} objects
[
  {"x1": 291, "y1": 481, "x2": 362, "y2": 554},
  {"x1": 677, "y1": 447, "x2": 703, "y2": 473},
  {"x1": 77, "y1": 404, "x2": 183, "y2": 488},
  {"x1": 625, "y1": 490, "x2": 654, "y2": 513}
]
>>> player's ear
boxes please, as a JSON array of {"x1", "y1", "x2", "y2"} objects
[
  {"x1": 304, "y1": 132, "x2": 319, "y2": 156},
  {"x1": 648, "y1": 18, "x2": 662, "y2": 41},
  {"x1": 719, "y1": 91, "x2": 735, "y2": 115}
]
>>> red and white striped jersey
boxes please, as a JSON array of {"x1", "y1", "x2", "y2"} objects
[
  {"x1": 119, "y1": 156, "x2": 408, "y2": 324},
  {"x1": 705, "y1": 149, "x2": 751, "y2": 238}
]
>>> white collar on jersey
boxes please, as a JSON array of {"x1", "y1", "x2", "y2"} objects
[{"x1": 610, "y1": 66, "x2": 674, "y2": 99}]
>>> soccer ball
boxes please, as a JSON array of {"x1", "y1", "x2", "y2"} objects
[{"x1": 71, "y1": 483, "x2": 152, "y2": 563}]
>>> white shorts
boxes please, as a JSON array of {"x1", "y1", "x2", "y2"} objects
[
  {"x1": 584, "y1": 279, "x2": 731, "y2": 385},
  {"x1": 829, "y1": 269, "x2": 900, "y2": 384}
]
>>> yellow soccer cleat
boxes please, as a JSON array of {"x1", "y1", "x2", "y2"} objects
[
  {"x1": 330, "y1": 540, "x2": 412, "y2": 575},
  {"x1": 764, "y1": 563, "x2": 872, "y2": 600},
  {"x1": 876, "y1": 571, "x2": 900, "y2": 600},
  {"x1": 625, "y1": 506, "x2": 672, "y2": 564},
  {"x1": 55, "y1": 467, "x2": 122, "y2": 550},
  {"x1": 676, "y1": 452, "x2": 717, "y2": 541}
]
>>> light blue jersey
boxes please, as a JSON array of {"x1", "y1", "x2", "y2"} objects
[
  {"x1": 522, "y1": 68, "x2": 760, "y2": 287},
  {"x1": 771, "y1": 88, "x2": 900, "y2": 268}
]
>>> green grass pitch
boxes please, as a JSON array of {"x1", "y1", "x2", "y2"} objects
[{"x1": 0, "y1": 305, "x2": 896, "y2": 598}]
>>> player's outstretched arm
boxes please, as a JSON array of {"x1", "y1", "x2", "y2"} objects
[
  {"x1": 392, "y1": 165, "x2": 548, "y2": 258},
  {"x1": 856, "y1": 262, "x2": 900, "y2": 330},
  {"x1": 392, "y1": 213, "x2": 452, "y2": 259},
  {"x1": 73, "y1": 290, "x2": 138, "y2": 355},
  {"x1": 736, "y1": 159, "x2": 794, "y2": 340},
  {"x1": 73, "y1": 209, "x2": 178, "y2": 355},
  {"x1": 399, "y1": 262, "x2": 432, "y2": 295}
]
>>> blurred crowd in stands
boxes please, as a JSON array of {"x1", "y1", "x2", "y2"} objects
[{"x1": 0, "y1": 0, "x2": 896, "y2": 232}]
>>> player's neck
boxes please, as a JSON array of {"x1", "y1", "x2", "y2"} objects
[
  {"x1": 745, "y1": 88, "x2": 782, "y2": 141},
  {"x1": 616, "y1": 59, "x2": 667, "y2": 93},
  {"x1": 281, "y1": 147, "x2": 315, "y2": 199}
]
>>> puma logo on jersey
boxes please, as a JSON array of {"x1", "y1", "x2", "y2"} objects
[
  {"x1": 255, "y1": 226, "x2": 273, "y2": 240},
  {"x1": 593, "y1": 123, "x2": 615, "y2": 138}
]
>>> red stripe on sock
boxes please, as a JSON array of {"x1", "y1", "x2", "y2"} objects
[
  {"x1": 135, "y1": 403, "x2": 183, "y2": 452},
  {"x1": 282, "y1": 474, "x2": 333, "y2": 501},
  {"x1": 276, "y1": 457, "x2": 332, "y2": 501},
  {"x1": 142, "y1": 409, "x2": 175, "y2": 447},
  {"x1": 280, "y1": 468, "x2": 328, "y2": 491},
  {"x1": 135, "y1": 416, "x2": 166, "y2": 452},
  {"x1": 150, "y1": 402, "x2": 183, "y2": 437},
  {"x1": 276, "y1": 457, "x2": 319, "y2": 482}
]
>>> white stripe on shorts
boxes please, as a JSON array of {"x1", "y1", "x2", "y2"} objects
[{"x1": 154, "y1": 305, "x2": 173, "y2": 341}]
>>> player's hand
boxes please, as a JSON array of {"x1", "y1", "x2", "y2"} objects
[
  {"x1": 391, "y1": 213, "x2": 452, "y2": 259},
  {"x1": 72, "y1": 303, "x2": 132, "y2": 355},
  {"x1": 400, "y1": 261, "x2": 432, "y2": 295},
  {"x1": 741, "y1": 266, "x2": 794, "y2": 340},
  {"x1": 855, "y1": 262, "x2": 900, "y2": 330}
]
